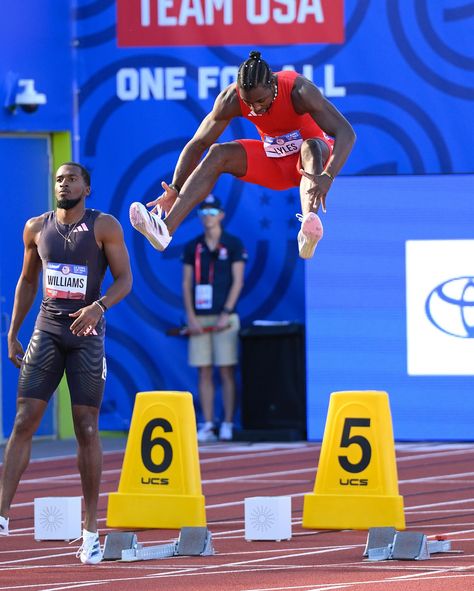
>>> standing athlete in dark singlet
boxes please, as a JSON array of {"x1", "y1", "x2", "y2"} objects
[
  {"x1": 130, "y1": 50, "x2": 356, "y2": 259},
  {"x1": 0, "y1": 163, "x2": 132, "y2": 564}
]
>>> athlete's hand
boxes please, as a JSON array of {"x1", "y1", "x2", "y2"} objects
[
  {"x1": 299, "y1": 169, "x2": 333, "y2": 213},
  {"x1": 8, "y1": 336, "x2": 24, "y2": 368},
  {"x1": 146, "y1": 182, "x2": 179, "y2": 216},
  {"x1": 69, "y1": 304, "x2": 103, "y2": 336}
]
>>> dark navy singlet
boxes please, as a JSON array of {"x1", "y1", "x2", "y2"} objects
[{"x1": 36, "y1": 209, "x2": 108, "y2": 334}]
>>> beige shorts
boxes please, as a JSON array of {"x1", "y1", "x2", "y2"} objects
[{"x1": 188, "y1": 314, "x2": 240, "y2": 367}]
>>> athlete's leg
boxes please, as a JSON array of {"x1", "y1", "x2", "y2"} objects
[
  {"x1": 165, "y1": 142, "x2": 247, "y2": 234},
  {"x1": 299, "y1": 138, "x2": 330, "y2": 215},
  {"x1": 71, "y1": 402, "x2": 104, "y2": 564},
  {"x1": 0, "y1": 329, "x2": 64, "y2": 520},
  {"x1": 72, "y1": 404, "x2": 102, "y2": 532},
  {"x1": 297, "y1": 138, "x2": 330, "y2": 259},
  {"x1": 0, "y1": 398, "x2": 48, "y2": 518},
  {"x1": 130, "y1": 140, "x2": 296, "y2": 251},
  {"x1": 66, "y1": 333, "x2": 105, "y2": 533}
]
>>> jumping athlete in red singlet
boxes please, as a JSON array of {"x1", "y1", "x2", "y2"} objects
[{"x1": 130, "y1": 50, "x2": 356, "y2": 259}]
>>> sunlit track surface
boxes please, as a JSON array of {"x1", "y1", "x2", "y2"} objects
[{"x1": 1, "y1": 442, "x2": 473, "y2": 590}]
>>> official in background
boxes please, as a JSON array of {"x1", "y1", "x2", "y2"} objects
[
  {"x1": 182, "y1": 195, "x2": 246, "y2": 442},
  {"x1": 0, "y1": 163, "x2": 132, "y2": 564}
]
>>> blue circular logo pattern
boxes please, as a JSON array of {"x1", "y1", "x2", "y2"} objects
[{"x1": 425, "y1": 277, "x2": 474, "y2": 338}]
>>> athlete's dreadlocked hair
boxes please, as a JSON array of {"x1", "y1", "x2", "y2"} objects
[{"x1": 237, "y1": 50, "x2": 273, "y2": 90}]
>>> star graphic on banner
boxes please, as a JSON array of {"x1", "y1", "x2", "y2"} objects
[
  {"x1": 260, "y1": 194, "x2": 271, "y2": 207},
  {"x1": 287, "y1": 216, "x2": 299, "y2": 229},
  {"x1": 286, "y1": 192, "x2": 297, "y2": 206},
  {"x1": 260, "y1": 217, "x2": 271, "y2": 229}
]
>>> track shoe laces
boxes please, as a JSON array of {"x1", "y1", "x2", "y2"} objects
[
  {"x1": 76, "y1": 531, "x2": 103, "y2": 565},
  {"x1": 129, "y1": 202, "x2": 172, "y2": 251}
]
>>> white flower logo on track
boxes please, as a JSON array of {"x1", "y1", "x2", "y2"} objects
[
  {"x1": 250, "y1": 505, "x2": 276, "y2": 532},
  {"x1": 40, "y1": 505, "x2": 64, "y2": 531}
]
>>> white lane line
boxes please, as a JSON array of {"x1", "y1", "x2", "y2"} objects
[
  {"x1": 22, "y1": 441, "x2": 474, "y2": 468},
  {"x1": 0, "y1": 583, "x2": 107, "y2": 591},
  {"x1": 243, "y1": 572, "x2": 474, "y2": 591},
  {"x1": 25, "y1": 448, "x2": 127, "y2": 465},
  {"x1": 401, "y1": 471, "x2": 474, "y2": 484},
  {"x1": 14, "y1": 446, "x2": 321, "y2": 487},
  {"x1": 0, "y1": 561, "x2": 357, "y2": 591},
  {"x1": 0, "y1": 551, "x2": 76, "y2": 565},
  {"x1": 406, "y1": 497, "x2": 474, "y2": 510},
  {"x1": 19, "y1": 445, "x2": 474, "y2": 485},
  {"x1": 11, "y1": 465, "x2": 473, "y2": 523},
  {"x1": 0, "y1": 549, "x2": 473, "y2": 590}
]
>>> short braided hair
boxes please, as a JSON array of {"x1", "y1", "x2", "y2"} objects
[{"x1": 237, "y1": 50, "x2": 273, "y2": 91}]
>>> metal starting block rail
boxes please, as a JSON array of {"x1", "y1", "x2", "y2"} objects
[
  {"x1": 364, "y1": 527, "x2": 460, "y2": 561},
  {"x1": 122, "y1": 542, "x2": 177, "y2": 562},
  {"x1": 103, "y1": 527, "x2": 215, "y2": 562}
]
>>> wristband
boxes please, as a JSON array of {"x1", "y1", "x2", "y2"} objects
[
  {"x1": 94, "y1": 299, "x2": 107, "y2": 314},
  {"x1": 169, "y1": 183, "x2": 181, "y2": 194},
  {"x1": 321, "y1": 170, "x2": 334, "y2": 182},
  {"x1": 222, "y1": 306, "x2": 233, "y2": 315}
]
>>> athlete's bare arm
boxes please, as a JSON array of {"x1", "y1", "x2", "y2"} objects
[
  {"x1": 292, "y1": 76, "x2": 356, "y2": 179},
  {"x1": 69, "y1": 214, "x2": 132, "y2": 337},
  {"x1": 173, "y1": 85, "x2": 242, "y2": 186},
  {"x1": 291, "y1": 76, "x2": 356, "y2": 212},
  {"x1": 7, "y1": 216, "x2": 44, "y2": 367},
  {"x1": 95, "y1": 214, "x2": 133, "y2": 307},
  {"x1": 150, "y1": 85, "x2": 242, "y2": 213}
]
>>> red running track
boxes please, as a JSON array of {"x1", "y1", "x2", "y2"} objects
[{"x1": 1, "y1": 441, "x2": 474, "y2": 591}]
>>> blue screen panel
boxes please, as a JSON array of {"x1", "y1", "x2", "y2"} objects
[{"x1": 306, "y1": 175, "x2": 474, "y2": 441}]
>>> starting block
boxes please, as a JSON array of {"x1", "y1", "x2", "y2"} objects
[
  {"x1": 391, "y1": 532, "x2": 430, "y2": 560},
  {"x1": 176, "y1": 527, "x2": 213, "y2": 555},
  {"x1": 103, "y1": 532, "x2": 141, "y2": 560},
  {"x1": 363, "y1": 526, "x2": 396, "y2": 558},
  {"x1": 364, "y1": 527, "x2": 459, "y2": 561},
  {"x1": 119, "y1": 527, "x2": 215, "y2": 562}
]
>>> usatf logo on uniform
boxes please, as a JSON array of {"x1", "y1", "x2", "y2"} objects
[{"x1": 117, "y1": 0, "x2": 344, "y2": 47}]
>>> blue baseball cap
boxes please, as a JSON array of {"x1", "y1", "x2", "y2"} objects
[{"x1": 198, "y1": 194, "x2": 223, "y2": 211}]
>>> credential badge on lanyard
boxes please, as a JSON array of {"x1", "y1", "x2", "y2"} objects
[{"x1": 194, "y1": 243, "x2": 214, "y2": 310}]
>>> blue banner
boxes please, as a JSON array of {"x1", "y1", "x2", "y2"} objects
[
  {"x1": 2, "y1": 1, "x2": 472, "y2": 435},
  {"x1": 73, "y1": 0, "x2": 473, "y2": 431}
]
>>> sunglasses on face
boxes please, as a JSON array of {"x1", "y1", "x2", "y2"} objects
[{"x1": 198, "y1": 208, "x2": 220, "y2": 217}]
